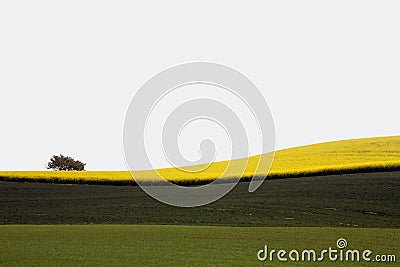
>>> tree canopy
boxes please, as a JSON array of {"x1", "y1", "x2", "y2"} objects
[{"x1": 47, "y1": 154, "x2": 86, "y2": 171}]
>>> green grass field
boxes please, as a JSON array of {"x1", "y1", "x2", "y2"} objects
[
  {"x1": 0, "y1": 225, "x2": 398, "y2": 266},
  {"x1": 1, "y1": 136, "x2": 399, "y2": 266},
  {"x1": 1, "y1": 171, "x2": 399, "y2": 265}
]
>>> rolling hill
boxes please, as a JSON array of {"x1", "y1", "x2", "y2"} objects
[{"x1": 1, "y1": 136, "x2": 399, "y2": 184}]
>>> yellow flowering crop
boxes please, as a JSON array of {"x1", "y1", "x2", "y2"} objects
[{"x1": 1, "y1": 136, "x2": 399, "y2": 185}]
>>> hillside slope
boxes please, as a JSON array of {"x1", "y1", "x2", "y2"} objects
[{"x1": 1, "y1": 136, "x2": 400, "y2": 184}]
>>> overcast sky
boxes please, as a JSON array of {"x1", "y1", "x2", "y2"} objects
[{"x1": 1, "y1": 1, "x2": 399, "y2": 170}]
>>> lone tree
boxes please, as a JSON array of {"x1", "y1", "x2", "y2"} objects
[{"x1": 47, "y1": 154, "x2": 86, "y2": 171}]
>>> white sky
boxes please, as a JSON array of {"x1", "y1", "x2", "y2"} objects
[{"x1": 1, "y1": 1, "x2": 399, "y2": 170}]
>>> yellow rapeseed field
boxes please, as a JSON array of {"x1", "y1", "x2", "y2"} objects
[{"x1": 1, "y1": 136, "x2": 399, "y2": 185}]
